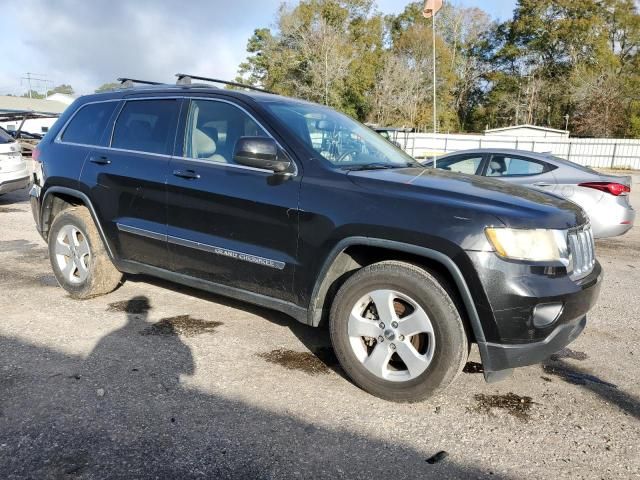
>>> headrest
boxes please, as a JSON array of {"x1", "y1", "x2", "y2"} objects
[{"x1": 193, "y1": 128, "x2": 216, "y2": 158}]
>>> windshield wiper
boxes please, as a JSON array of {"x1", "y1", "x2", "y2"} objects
[{"x1": 342, "y1": 163, "x2": 408, "y2": 171}]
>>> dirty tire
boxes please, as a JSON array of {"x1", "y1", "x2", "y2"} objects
[
  {"x1": 48, "y1": 206, "x2": 123, "y2": 299},
  {"x1": 330, "y1": 261, "x2": 468, "y2": 403}
]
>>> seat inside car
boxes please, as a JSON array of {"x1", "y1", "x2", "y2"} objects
[
  {"x1": 489, "y1": 157, "x2": 506, "y2": 176},
  {"x1": 191, "y1": 128, "x2": 227, "y2": 163}
]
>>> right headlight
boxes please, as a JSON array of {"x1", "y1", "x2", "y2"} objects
[{"x1": 485, "y1": 227, "x2": 569, "y2": 263}]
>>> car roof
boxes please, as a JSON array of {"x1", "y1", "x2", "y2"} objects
[
  {"x1": 77, "y1": 84, "x2": 314, "y2": 108},
  {"x1": 439, "y1": 148, "x2": 560, "y2": 162},
  {"x1": 438, "y1": 148, "x2": 602, "y2": 176}
]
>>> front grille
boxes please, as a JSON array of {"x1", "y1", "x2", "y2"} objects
[{"x1": 567, "y1": 224, "x2": 595, "y2": 280}]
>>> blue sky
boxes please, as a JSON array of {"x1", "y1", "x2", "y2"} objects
[{"x1": 0, "y1": 0, "x2": 516, "y2": 96}]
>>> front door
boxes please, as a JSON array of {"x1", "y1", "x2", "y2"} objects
[
  {"x1": 166, "y1": 98, "x2": 300, "y2": 302},
  {"x1": 80, "y1": 98, "x2": 181, "y2": 270}
]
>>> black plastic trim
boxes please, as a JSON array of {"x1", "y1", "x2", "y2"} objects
[
  {"x1": 118, "y1": 259, "x2": 307, "y2": 323},
  {"x1": 308, "y1": 237, "x2": 487, "y2": 345},
  {"x1": 41, "y1": 186, "x2": 116, "y2": 259},
  {"x1": 479, "y1": 316, "x2": 587, "y2": 377}
]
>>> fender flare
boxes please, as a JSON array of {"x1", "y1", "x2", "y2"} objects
[
  {"x1": 308, "y1": 236, "x2": 486, "y2": 344},
  {"x1": 41, "y1": 186, "x2": 116, "y2": 260}
]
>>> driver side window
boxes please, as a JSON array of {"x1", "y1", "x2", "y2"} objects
[
  {"x1": 439, "y1": 156, "x2": 483, "y2": 175},
  {"x1": 184, "y1": 99, "x2": 267, "y2": 163}
]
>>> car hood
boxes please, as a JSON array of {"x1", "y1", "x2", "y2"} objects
[{"x1": 347, "y1": 167, "x2": 588, "y2": 230}]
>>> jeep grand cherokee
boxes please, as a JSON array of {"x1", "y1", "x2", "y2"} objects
[{"x1": 30, "y1": 77, "x2": 602, "y2": 402}]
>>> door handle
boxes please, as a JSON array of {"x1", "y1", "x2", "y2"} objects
[
  {"x1": 89, "y1": 155, "x2": 111, "y2": 165},
  {"x1": 533, "y1": 182, "x2": 552, "y2": 187},
  {"x1": 173, "y1": 169, "x2": 200, "y2": 180}
]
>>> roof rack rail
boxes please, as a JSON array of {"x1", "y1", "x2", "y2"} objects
[
  {"x1": 117, "y1": 77, "x2": 163, "y2": 88},
  {"x1": 175, "y1": 73, "x2": 273, "y2": 94}
]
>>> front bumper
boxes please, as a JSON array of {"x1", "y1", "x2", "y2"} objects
[
  {"x1": 0, "y1": 175, "x2": 30, "y2": 194},
  {"x1": 480, "y1": 315, "x2": 586, "y2": 375},
  {"x1": 467, "y1": 251, "x2": 603, "y2": 377}
]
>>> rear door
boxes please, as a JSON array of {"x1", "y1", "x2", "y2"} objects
[
  {"x1": 79, "y1": 97, "x2": 181, "y2": 269},
  {"x1": 166, "y1": 97, "x2": 300, "y2": 302},
  {"x1": 481, "y1": 153, "x2": 558, "y2": 192}
]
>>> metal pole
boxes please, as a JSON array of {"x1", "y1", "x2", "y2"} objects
[
  {"x1": 432, "y1": 17, "x2": 437, "y2": 169},
  {"x1": 432, "y1": 17, "x2": 437, "y2": 136},
  {"x1": 611, "y1": 142, "x2": 618, "y2": 169}
]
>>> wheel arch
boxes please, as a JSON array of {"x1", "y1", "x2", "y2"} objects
[
  {"x1": 41, "y1": 186, "x2": 115, "y2": 260},
  {"x1": 308, "y1": 237, "x2": 486, "y2": 345}
]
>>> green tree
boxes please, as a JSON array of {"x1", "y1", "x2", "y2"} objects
[
  {"x1": 237, "y1": 0, "x2": 640, "y2": 137},
  {"x1": 21, "y1": 90, "x2": 45, "y2": 99},
  {"x1": 46, "y1": 84, "x2": 74, "y2": 96},
  {"x1": 237, "y1": 0, "x2": 383, "y2": 118},
  {"x1": 94, "y1": 82, "x2": 121, "y2": 93}
]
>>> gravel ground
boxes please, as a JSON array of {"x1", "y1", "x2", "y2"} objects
[{"x1": 0, "y1": 178, "x2": 638, "y2": 479}]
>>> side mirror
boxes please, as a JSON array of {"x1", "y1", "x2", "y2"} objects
[{"x1": 233, "y1": 137, "x2": 291, "y2": 173}]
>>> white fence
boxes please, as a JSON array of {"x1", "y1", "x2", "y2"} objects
[{"x1": 403, "y1": 133, "x2": 640, "y2": 170}]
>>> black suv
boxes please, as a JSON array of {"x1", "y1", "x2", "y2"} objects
[{"x1": 30, "y1": 78, "x2": 602, "y2": 402}]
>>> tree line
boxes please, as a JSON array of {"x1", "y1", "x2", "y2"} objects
[{"x1": 237, "y1": 0, "x2": 640, "y2": 138}]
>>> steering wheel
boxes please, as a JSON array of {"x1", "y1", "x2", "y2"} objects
[{"x1": 336, "y1": 150, "x2": 360, "y2": 163}]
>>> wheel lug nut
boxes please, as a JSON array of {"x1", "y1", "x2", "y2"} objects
[
  {"x1": 391, "y1": 321, "x2": 398, "y2": 328},
  {"x1": 379, "y1": 322, "x2": 385, "y2": 329},
  {"x1": 377, "y1": 336, "x2": 384, "y2": 343},
  {"x1": 390, "y1": 343, "x2": 396, "y2": 350},
  {"x1": 398, "y1": 335, "x2": 405, "y2": 341}
]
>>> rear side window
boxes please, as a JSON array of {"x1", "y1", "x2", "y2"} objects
[
  {"x1": 61, "y1": 101, "x2": 117, "y2": 146},
  {"x1": 111, "y1": 100, "x2": 179, "y2": 155},
  {"x1": 486, "y1": 156, "x2": 547, "y2": 177}
]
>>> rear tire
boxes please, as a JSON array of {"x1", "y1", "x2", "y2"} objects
[
  {"x1": 329, "y1": 261, "x2": 468, "y2": 402},
  {"x1": 48, "y1": 206, "x2": 123, "y2": 299}
]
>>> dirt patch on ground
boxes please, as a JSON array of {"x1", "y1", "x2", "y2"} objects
[
  {"x1": 141, "y1": 315, "x2": 223, "y2": 337},
  {"x1": 0, "y1": 207, "x2": 23, "y2": 213},
  {"x1": 473, "y1": 392, "x2": 534, "y2": 421},
  {"x1": 549, "y1": 348, "x2": 588, "y2": 361},
  {"x1": 36, "y1": 274, "x2": 58, "y2": 287},
  {"x1": 0, "y1": 267, "x2": 56, "y2": 289},
  {"x1": 257, "y1": 347, "x2": 339, "y2": 375},
  {"x1": 596, "y1": 238, "x2": 640, "y2": 256},
  {"x1": 0, "y1": 239, "x2": 40, "y2": 253},
  {"x1": 107, "y1": 299, "x2": 151, "y2": 315},
  {"x1": 463, "y1": 361, "x2": 484, "y2": 374}
]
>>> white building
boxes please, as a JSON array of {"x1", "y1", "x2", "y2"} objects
[
  {"x1": 0, "y1": 95, "x2": 69, "y2": 134},
  {"x1": 484, "y1": 124, "x2": 570, "y2": 139},
  {"x1": 44, "y1": 93, "x2": 76, "y2": 106}
]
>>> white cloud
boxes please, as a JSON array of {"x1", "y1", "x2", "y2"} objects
[
  {"x1": 2, "y1": 0, "x2": 284, "y2": 94},
  {"x1": 0, "y1": 0, "x2": 514, "y2": 95}
]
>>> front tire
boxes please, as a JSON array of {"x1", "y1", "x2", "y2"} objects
[
  {"x1": 330, "y1": 261, "x2": 468, "y2": 402},
  {"x1": 48, "y1": 206, "x2": 123, "y2": 299}
]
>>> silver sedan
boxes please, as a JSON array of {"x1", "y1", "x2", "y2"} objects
[{"x1": 429, "y1": 149, "x2": 635, "y2": 238}]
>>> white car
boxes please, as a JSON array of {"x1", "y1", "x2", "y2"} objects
[{"x1": 0, "y1": 127, "x2": 30, "y2": 195}]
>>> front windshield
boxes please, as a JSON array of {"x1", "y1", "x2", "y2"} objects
[{"x1": 261, "y1": 101, "x2": 420, "y2": 169}]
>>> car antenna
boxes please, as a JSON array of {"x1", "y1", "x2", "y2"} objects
[
  {"x1": 175, "y1": 73, "x2": 274, "y2": 94},
  {"x1": 117, "y1": 77, "x2": 163, "y2": 88}
]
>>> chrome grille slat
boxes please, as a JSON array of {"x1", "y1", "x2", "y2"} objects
[{"x1": 568, "y1": 224, "x2": 596, "y2": 280}]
